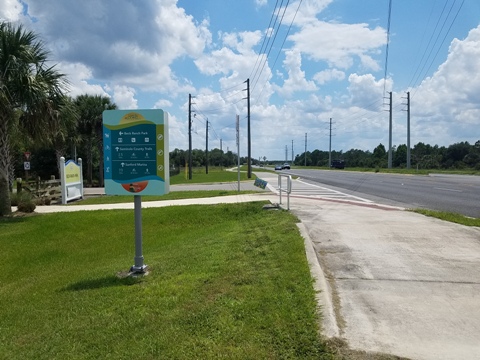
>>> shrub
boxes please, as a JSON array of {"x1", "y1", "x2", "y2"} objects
[{"x1": 12, "y1": 192, "x2": 36, "y2": 213}]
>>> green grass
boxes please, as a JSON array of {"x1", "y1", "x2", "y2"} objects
[
  {"x1": 412, "y1": 209, "x2": 480, "y2": 226},
  {"x1": 0, "y1": 203, "x2": 333, "y2": 359},
  {"x1": 72, "y1": 190, "x2": 257, "y2": 205},
  {"x1": 171, "y1": 167, "x2": 249, "y2": 184}
]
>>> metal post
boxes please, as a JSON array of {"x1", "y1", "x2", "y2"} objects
[
  {"x1": 60, "y1": 157, "x2": 66, "y2": 205},
  {"x1": 388, "y1": 91, "x2": 393, "y2": 169},
  {"x1": 236, "y1": 115, "x2": 240, "y2": 192},
  {"x1": 206, "y1": 119, "x2": 209, "y2": 174},
  {"x1": 245, "y1": 78, "x2": 251, "y2": 179},
  {"x1": 329, "y1": 118, "x2": 332, "y2": 168},
  {"x1": 131, "y1": 195, "x2": 147, "y2": 273},
  {"x1": 305, "y1": 133, "x2": 307, "y2": 167},
  {"x1": 78, "y1": 158, "x2": 83, "y2": 198},
  {"x1": 407, "y1": 92, "x2": 411, "y2": 169},
  {"x1": 188, "y1": 94, "x2": 192, "y2": 180}
]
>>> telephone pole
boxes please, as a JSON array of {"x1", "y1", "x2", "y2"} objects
[
  {"x1": 304, "y1": 133, "x2": 307, "y2": 167},
  {"x1": 188, "y1": 93, "x2": 193, "y2": 179},
  {"x1": 407, "y1": 92, "x2": 411, "y2": 169},
  {"x1": 205, "y1": 119, "x2": 209, "y2": 174},
  {"x1": 244, "y1": 78, "x2": 252, "y2": 178},
  {"x1": 387, "y1": 91, "x2": 393, "y2": 169},
  {"x1": 329, "y1": 118, "x2": 332, "y2": 168},
  {"x1": 291, "y1": 140, "x2": 294, "y2": 163}
]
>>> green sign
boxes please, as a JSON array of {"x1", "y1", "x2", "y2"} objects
[{"x1": 103, "y1": 109, "x2": 169, "y2": 195}]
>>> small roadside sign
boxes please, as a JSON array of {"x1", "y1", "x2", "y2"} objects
[
  {"x1": 24, "y1": 162, "x2": 31, "y2": 170},
  {"x1": 24, "y1": 152, "x2": 31, "y2": 161}
]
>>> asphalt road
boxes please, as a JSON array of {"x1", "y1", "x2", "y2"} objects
[{"x1": 284, "y1": 169, "x2": 480, "y2": 218}]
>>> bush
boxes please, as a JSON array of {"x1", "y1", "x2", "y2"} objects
[{"x1": 11, "y1": 192, "x2": 36, "y2": 213}]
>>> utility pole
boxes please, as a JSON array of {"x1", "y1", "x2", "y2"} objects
[
  {"x1": 305, "y1": 133, "x2": 307, "y2": 167},
  {"x1": 387, "y1": 91, "x2": 393, "y2": 169},
  {"x1": 205, "y1": 119, "x2": 209, "y2": 174},
  {"x1": 244, "y1": 78, "x2": 252, "y2": 178},
  {"x1": 329, "y1": 118, "x2": 332, "y2": 168},
  {"x1": 285, "y1": 145, "x2": 288, "y2": 162},
  {"x1": 236, "y1": 115, "x2": 240, "y2": 192},
  {"x1": 291, "y1": 140, "x2": 294, "y2": 163},
  {"x1": 188, "y1": 93, "x2": 193, "y2": 179},
  {"x1": 407, "y1": 91, "x2": 411, "y2": 169}
]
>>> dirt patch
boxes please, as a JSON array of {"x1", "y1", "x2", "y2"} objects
[{"x1": 326, "y1": 338, "x2": 411, "y2": 360}]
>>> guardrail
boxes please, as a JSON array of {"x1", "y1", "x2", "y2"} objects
[{"x1": 278, "y1": 174, "x2": 292, "y2": 210}]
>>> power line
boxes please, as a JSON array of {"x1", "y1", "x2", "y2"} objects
[{"x1": 383, "y1": 0, "x2": 393, "y2": 97}]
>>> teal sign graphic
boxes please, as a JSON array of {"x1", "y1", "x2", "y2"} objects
[{"x1": 103, "y1": 109, "x2": 169, "y2": 195}]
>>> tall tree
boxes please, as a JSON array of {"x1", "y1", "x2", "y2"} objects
[
  {"x1": 0, "y1": 22, "x2": 68, "y2": 216},
  {"x1": 75, "y1": 94, "x2": 116, "y2": 187}
]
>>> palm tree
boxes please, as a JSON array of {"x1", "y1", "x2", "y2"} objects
[
  {"x1": 0, "y1": 21, "x2": 68, "y2": 216},
  {"x1": 75, "y1": 94, "x2": 116, "y2": 187}
]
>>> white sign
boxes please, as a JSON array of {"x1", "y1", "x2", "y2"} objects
[{"x1": 24, "y1": 162, "x2": 30, "y2": 170}]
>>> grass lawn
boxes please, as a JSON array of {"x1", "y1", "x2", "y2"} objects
[
  {"x1": 412, "y1": 209, "x2": 480, "y2": 226},
  {"x1": 0, "y1": 203, "x2": 333, "y2": 359},
  {"x1": 171, "y1": 167, "x2": 250, "y2": 185},
  {"x1": 72, "y1": 190, "x2": 257, "y2": 206}
]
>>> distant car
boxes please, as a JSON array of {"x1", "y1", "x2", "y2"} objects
[
  {"x1": 275, "y1": 164, "x2": 283, "y2": 170},
  {"x1": 282, "y1": 163, "x2": 290, "y2": 170},
  {"x1": 331, "y1": 159, "x2": 345, "y2": 169}
]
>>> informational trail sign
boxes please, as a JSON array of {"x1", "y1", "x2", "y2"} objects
[
  {"x1": 103, "y1": 109, "x2": 169, "y2": 196},
  {"x1": 103, "y1": 109, "x2": 170, "y2": 274}
]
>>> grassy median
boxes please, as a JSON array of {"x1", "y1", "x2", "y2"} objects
[{"x1": 0, "y1": 202, "x2": 333, "y2": 359}]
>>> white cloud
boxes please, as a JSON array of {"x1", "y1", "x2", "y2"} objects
[
  {"x1": 154, "y1": 99, "x2": 173, "y2": 109},
  {"x1": 0, "y1": 0, "x2": 22, "y2": 21},
  {"x1": 276, "y1": 50, "x2": 317, "y2": 97},
  {"x1": 313, "y1": 68, "x2": 345, "y2": 85},
  {"x1": 20, "y1": 0, "x2": 211, "y2": 98},
  {"x1": 112, "y1": 85, "x2": 137, "y2": 110},
  {"x1": 289, "y1": 20, "x2": 386, "y2": 69},
  {"x1": 255, "y1": 0, "x2": 268, "y2": 7},
  {"x1": 57, "y1": 62, "x2": 109, "y2": 98},
  {"x1": 348, "y1": 73, "x2": 390, "y2": 109}
]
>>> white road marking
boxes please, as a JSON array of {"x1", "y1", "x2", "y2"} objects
[
  {"x1": 295, "y1": 179, "x2": 373, "y2": 203},
  {"x1": 434, "y1": 187, "x2": 462, "y2": 192}
]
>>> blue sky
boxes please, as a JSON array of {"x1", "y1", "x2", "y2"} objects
[{"x1": 1, "y1": 0, "x2": 479, "y2": 161}]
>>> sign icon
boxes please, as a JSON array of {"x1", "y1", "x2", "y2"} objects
[
  {"x1": 131, "y1": 138, "x2": 136, "y2": 143},
  {"x1": 24, "y1": 161, "x2": 31, "y2": 170},
  {"x1": 157, "y1": 134, "x2": 163, "y2": 141}
]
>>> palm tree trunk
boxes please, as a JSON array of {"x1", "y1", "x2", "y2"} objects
[{"x1": 0, "y1": 119, "x2": 12, "y2": 216}]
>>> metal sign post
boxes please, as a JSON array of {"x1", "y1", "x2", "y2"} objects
[{"x1": 132, "y1": 195, "x2": 146, "y2": 273}]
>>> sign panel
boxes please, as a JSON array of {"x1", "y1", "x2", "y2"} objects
[
  {"x1": 65, "y1": 160, "x2": 81, "y2": 184},
  {"x1": 103, "y1": 109, "x2": 169, "y2": 196},
  {"x1": 24, "y1": 161, "x2": 30, "y2": 170}
]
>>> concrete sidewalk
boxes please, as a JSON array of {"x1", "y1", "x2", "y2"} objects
[{"x1": 12, "y1": 171, "x2": 480, "y2": 359}]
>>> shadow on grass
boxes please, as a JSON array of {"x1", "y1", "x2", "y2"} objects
[
  {"x1": 63, "y1": 274, "x2": 143, "y2": 291},
  {"x1": 0, "y1": 215, "x2": 31, "y2": 225}
]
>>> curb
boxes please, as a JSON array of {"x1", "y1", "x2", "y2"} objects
[{"x1": 297, "y1": 222, "x2": 340, "y2": 338}]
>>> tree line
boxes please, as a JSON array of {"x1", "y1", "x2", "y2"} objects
[{"x1": 294, "y1": 141, "x2": 480, "y2": 170}]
